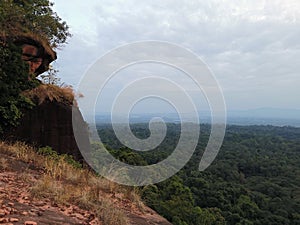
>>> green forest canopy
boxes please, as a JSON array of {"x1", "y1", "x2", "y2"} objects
[{"x1": 95, "y1": 124, "x2": 300, "y2": 225}]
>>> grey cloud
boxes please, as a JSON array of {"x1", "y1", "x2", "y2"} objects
[{"x1": 53, "y1": 0, "x2": 300, "y2": 110}]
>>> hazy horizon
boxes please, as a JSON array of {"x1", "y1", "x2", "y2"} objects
[
  {"x1": 84, "y1": 107, "x2": 300, "y2": 128},
  {"x1": 51, "y1": 1, "x2": 300, "y2": 112}
]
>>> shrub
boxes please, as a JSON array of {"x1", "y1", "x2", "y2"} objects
[{"x1": 0, "y1": 41, "x2": 39, "y2": 135}]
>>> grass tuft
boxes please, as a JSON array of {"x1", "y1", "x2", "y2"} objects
[
  {"x1": 0, "y1": 141, "x2": 151, "y2": 225},
  {"x1": 22, "y1": 84, "x2": 75, "y2": 105}
]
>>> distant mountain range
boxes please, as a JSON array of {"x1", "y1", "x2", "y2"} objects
[
  {"x1": 225, "y1": 108, "x2": 300, "y2": 127},
  {"x1": 90, "y1": 108, "x2": 300, "y2": 127},
  {"x1": 227, "y1": 108, "x2": 300, "y2": 119}
]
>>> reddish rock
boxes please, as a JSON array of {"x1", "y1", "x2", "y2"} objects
[
  {"x1": 21, "y1": 211, "x2": 28, "y2": 216},
  {"x1": 9, "y1": 217, "x2": 19, "y2": 222},
  {"x1": 0, "y1": 217, "x2": 9, "y2": 222},
  {"x1": 3, "y1": 99, "x2": 90, "y2": 164},
  {"x1": 24, "y1": 221, "x2": 37, "y2": 225},
  {"x1": 0, "y1": 209, "x2": 6, "y2": 217}
]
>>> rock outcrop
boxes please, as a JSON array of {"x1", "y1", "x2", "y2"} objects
[{"x1": 3, "y1": 84, "x2": 89, "y2": 163}]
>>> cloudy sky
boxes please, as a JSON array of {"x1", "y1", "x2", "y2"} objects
[{"x1": 51, "y1": 0, "x2": 300, "y2": 114}]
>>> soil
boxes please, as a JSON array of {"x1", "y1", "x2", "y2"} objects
[{"x1": 0, "y1": 151, "x2": 172, "y2": 225}]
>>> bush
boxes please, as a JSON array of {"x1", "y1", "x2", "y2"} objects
[
  {"x1": 38, "y1": 146, "x2": 82, "y2": 169},
  {"x1": 0, "y1": 41, "x2": 39, "y2": 135}
]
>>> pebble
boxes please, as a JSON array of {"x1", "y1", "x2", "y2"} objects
[
  {"x1": 34, "y1": 201, "x2": 45, "y2": 207},
  {"x1": 10, "y1": 217, "x2": 19, "y2": 222},
  {"x1": 24, "y1": 221, "x2": 38, "y2": 225},
  {"x1": 0, "y1": 209, "x2": 6, "y2": 217},
  {"x1": 0, "y1": 217, "x2": 9, "y2": 222},
  {"x1": 21, "y1": 211, "x2": 28, "y2": 216}
]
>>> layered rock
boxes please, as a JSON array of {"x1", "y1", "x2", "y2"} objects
[{"x1": 3, "y1": 84, "x2": 89, "y2": 163}]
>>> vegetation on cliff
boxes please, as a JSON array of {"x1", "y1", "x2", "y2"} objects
[
  {"x1": 0, "y1": 0, "x2": 70, "y2": 47},
  {"x1": 0, "y1": 43, "x2": 39, "y2": 134},
  {"x1": 0, "y1": 0, "x2": 70, "y2": 135}
]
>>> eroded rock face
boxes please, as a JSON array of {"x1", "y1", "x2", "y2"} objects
[{"x1": 3, "y1": 88, "x2": 90, "y2": 163}]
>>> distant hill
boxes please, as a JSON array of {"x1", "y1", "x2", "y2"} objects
[
  {"x1": 227, "y1": 108, "x2": 300, "y2": 119},
  {"x1": 226, "y1": 108, "x2": 300, "y2": 127},
  {"x1": 92, "y1": 108, "x2": 300, "y2": 127}
]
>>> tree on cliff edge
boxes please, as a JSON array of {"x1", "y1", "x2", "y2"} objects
[
  {"x1": 0, "y1": 0, "x2": 70, "y2": 134},
  {"x1": 0, "y1": 0, "x2": 71, "y2": 47}
]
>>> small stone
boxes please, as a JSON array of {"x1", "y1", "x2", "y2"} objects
[
  {"x1": 11, "y1": 208, "x2": 18, "y2": 214},
  {"x1": 24, "y1": 221, "x2": 37, "y2": 225},
  {"x1": 89, "y1": 218, "x2": 100, "y2": 225},
  {"x1": 5, "y1": 207, "x2": 12, "y2": 214},
  {"x1": 7, "y1": 203, "x2": 14, "y2": 207},
  {"x1": 10, "y1": 217, "x2": 19, "y2": 222},
  {"x1": 0, "y1": 217, "x2": 9, "y2": 222},
  {"x1": 0, "y1": 209, "x2": 6, "y2": 217},
  {"x1": 34, "y1": 201, "x2": 45, "y2": 207},
  {"x1": 71, "y1": 212, "x2": 85, "y2": 220},
  {"x1": 21, "y1": 211, "x2": 28, "y2": 216},
  {"x1": 28, "y1": 211, "x2": 36, "y2": 216}
]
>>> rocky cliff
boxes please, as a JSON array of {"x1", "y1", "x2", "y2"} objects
[{"x1": 3, "y1": 84, "x2": 88, "y2": 163}]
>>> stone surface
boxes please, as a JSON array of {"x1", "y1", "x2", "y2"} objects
[{"x1": 3, "y1": 99, "x2": 90, "y2": 163}]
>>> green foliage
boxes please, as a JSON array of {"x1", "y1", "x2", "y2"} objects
[
  {"x1": 142, "y1": 176, "x2": 224, "y2": 225},
  {"x1": 38, "y1": 146, "x2": 82, "y2": 168},
  {"x1": 98, "y1": 124, "x2": 300, "y2": 225},
  {"x1": 0, "y1": 0, "x2": 70, "y2": 135},
  {"x1": 109, "y1": 147, "x2": 148, "y2": 166},
  {"x1": 38, "y1": 146, "x2": 59, "y2": 158},
  {"x1": 0, "y1": 42, "x2": 39, "y2": 134},
  {"x1": 0, "y1": 0, "x2": 70, "y2": 47}
]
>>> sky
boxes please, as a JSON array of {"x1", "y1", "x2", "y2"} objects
[{"x1": 50, "y1": 0, "x2": 300, "y2": 114}]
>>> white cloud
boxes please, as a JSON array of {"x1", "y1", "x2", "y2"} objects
[{"x1": 52, "y1": 0, "x2": 300, "y2": 110}]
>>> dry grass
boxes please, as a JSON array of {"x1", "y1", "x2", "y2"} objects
[
  {"x1": 98, "y1": 199, "x2": 129, "y2": 225},
  {"x1": 0, "y1": 158, "x2": 9, "y2": 170},
  {"x1": 125, "y1": 187, "x2": 146, "y2": 213},
  {"x1": 17, "y1": 170, "x2": 36, "y2": 183},
  {"x1": 22, "y1": 84, "x2": 75, "y2": 105},
  {"x1": 0, "y1": 141, "x2": 149, "y2": 225}
]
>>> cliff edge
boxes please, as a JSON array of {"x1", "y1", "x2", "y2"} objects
[{"x1": 0, "y1": 142, "x2": 172, "y2": 225}]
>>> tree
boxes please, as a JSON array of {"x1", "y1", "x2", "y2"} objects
[
  {"x1": 0, "y1": 0, "x2": 71, "y2": 47},
  {"x1": 40, "y1": 65, "x2": 61, "y2": 85},
  {"x1": 0, "y1": 0, "x2": 70, "y2": 134}
]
